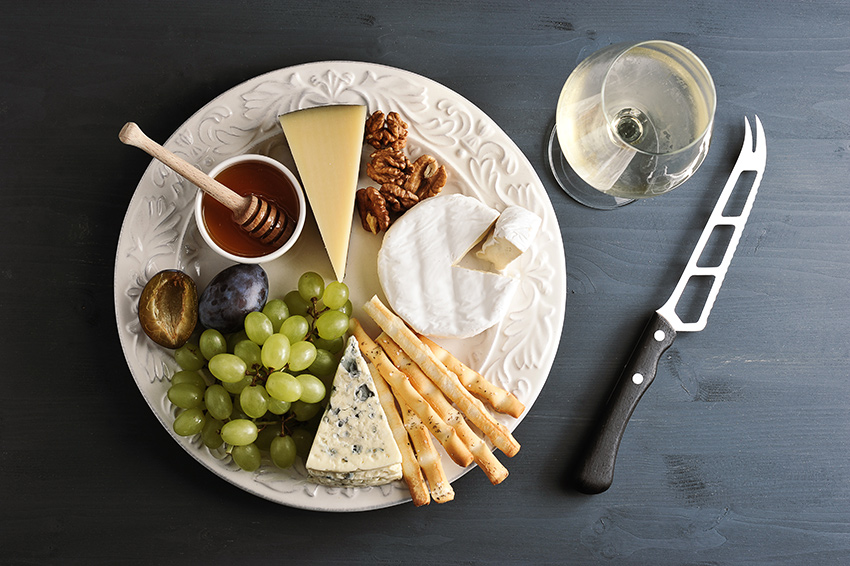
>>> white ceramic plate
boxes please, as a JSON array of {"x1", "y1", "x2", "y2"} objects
[{"x1": 114, "y1": 61, "x2": 566, "y2": 511}]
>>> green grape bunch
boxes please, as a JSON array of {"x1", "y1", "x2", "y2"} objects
[{"x1": 165, "y1": 272, "x2": 351, "y2": 472}]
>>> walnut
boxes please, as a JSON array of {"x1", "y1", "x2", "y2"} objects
[
  {"x1": 366, "y1": 148, "x2": 411, "y2": 185},
  {"x1": 365, "y1": 111, "x2": 408, "y2": 150},
  {"x1": 379, "y1": 183, "x2": 419, "y2": 212},
  {"x1": 404, "y1": 155, "x2": 447, "y2": 199},
  {"x1": 356, "y1": 187, "x2": 391, "y2": 234},
  {"x1": 357, "y1": 110, "x2": 450, "y2": 234}
]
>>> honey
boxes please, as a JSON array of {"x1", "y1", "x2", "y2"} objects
[{"x1": 201, "y1": 160, "x2": 300, "y2": 258}]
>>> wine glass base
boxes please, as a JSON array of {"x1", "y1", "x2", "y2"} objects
[{"x1": 547, "y1": 125, "x2": 635, "y2": 210}]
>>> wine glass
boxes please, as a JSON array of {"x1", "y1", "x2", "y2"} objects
[{"x1": 548, "y1": 40, "x2": 716, "y2": 210}]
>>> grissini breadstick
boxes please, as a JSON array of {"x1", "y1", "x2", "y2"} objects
[
  {"x1": 367, "y1": 363, "x2": 430, "y2": 506},
  {"x1": 419, "y1": 334, "x2": 525, "y2": 419},
  {"x1": 351, "y1": 319, "x2": 473, "y2": 468},
  {"x1": 398, "y1": 396, "x2": 455, "y2": 503},
  {"x1": 364, "y1": 296, "x2": 520, "y2": 457},
  {"x1": 377, "y1": 334, "x2": 509, "y2": 485}
]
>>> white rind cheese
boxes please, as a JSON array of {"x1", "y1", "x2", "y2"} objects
[
  {"x1": 306, "y1": 336, "x2": 402, "y2": 487},
  {"x1": 377, "y1": 193, "x2": 519, "y2": 339},
  {"x1": 476, "y1": 205, "x2": 542, "y2": 271},
  {"x1": 278, "y1": 105, "x2": 367, "y2": 281}
]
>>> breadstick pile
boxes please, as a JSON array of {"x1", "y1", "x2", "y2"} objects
[{"x1": 352, "y1": 295, "x2": 526, "y2": 505}]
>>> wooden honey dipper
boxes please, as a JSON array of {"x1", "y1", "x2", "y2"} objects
[{"x1": 119, "y1": 122, "x2": 294, "y2": 247}]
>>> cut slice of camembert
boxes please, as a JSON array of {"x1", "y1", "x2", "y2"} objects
[
  {"x1": 306, "y1": 336, "x2": 403, "y2": 487},
  {"x1": 278, "y1": 105, "x2": 367, "y2": 281},
  {"x1": 476, "y1": 205, "x2": 542, "y2": 271},
  {"x1": 377, "y1": 193, "x2": 520, "y2": 339}
]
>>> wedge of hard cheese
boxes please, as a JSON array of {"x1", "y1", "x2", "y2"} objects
[
  {"x1": 306, "y1": 336, "x2": 403, "y2": 487},
  {"x1": 278, "y1": 105, "x2": 367, "y2": 281}
]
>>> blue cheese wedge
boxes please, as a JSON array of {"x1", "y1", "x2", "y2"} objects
[{"x1": 306, "y1": 336, "x2": 403, "y2": 487}]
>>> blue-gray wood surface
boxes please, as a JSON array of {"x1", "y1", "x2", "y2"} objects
[{"x1": 2, "y1": 1, "x2": 848, "y2": 564}]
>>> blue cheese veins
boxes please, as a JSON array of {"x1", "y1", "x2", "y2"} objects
[{"x1": 306, "y1": 336, "x2": 403, "y2": 486}]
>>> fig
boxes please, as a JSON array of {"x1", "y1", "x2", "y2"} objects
[
  {"x1": 199, "y1": 264, "x2": 269, "y2": 333},
  {"x1": 138, "y1": 270, "x2": 199, "y2": 348}
]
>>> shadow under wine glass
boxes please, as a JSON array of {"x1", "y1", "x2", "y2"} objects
[{"x1": 549, "y1": 40, "x2": 716, "y2": 210}]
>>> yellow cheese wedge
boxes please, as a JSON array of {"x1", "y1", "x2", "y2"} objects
[{"x1": 278, "y1": 105, "x2": 367, "y2": 281}]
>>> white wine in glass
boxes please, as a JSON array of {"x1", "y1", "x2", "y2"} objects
[{"x1": 549, "y1": 40, "x2": 716, "y2": 209}]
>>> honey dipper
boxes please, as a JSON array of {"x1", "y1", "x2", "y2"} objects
[{"x1": 119, "y1": 122, "x2": 293, "y2": 246}]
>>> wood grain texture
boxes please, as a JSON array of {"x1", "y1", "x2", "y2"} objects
[{"x1": 1, "y1": 0, "x2": 848, "y2": 564}]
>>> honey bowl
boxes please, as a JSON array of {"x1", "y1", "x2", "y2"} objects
[{"x1": 194, "y1": 154, "x2": 306, "y2": 264}]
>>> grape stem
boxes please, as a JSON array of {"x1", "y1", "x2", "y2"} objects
[
  {"x1": 281, "y1": 413, "x2": 297, "y2": 437},
  {"x1": 254, "y1": 412, "x2": 297, "y2": 438},
  {"x1": 246, "y1": 364, "x2": 271, "y2": 386},
  {"x1": 306, "y1": 297, "x2": 329, "y2": 341}
]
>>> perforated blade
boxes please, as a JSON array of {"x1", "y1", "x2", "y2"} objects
[{"x1": 656, "y1": 115, "x2": 767, "y2": 333}]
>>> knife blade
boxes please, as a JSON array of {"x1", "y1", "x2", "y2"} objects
[{"x1": 574, "y1": 116, "x2": 767, "y2": 495}]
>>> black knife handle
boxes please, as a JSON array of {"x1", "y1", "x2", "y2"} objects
[{"x1": 574, "y1": 312, "x2": 677, "y2": 494}]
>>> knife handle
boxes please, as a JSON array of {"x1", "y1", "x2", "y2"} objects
[{"x1": 574, "y1": 312, "x2": 677, "y2": 494}]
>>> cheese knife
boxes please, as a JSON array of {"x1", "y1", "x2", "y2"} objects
[{"x1": 574, "y1": 116, "x2": 767, "y2": 494}]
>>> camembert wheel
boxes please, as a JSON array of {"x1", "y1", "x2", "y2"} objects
[{"x1": 377, "y1": 194, "x2": 519, "y2": 339}]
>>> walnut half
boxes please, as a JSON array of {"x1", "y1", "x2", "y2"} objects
[
  {"x1": 379, "y1": 183, "x2": 419, "y2": 212},
  {"x1": 356, "y1": 187, "x2": 391, "y2": 234},
  {"x1": 365, "y1": 111, "x2": 408, "y2": 150},
  {"x1": 404, "y1": 155, "x2": 447, "y2": 199},
  {"x1": 366, "y1": 148, "x2": 411, "y2": 185}
]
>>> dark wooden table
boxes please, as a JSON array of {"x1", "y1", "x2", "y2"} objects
[{"x1": 3, "y1": 1, "x2": 848, "y2": 564}]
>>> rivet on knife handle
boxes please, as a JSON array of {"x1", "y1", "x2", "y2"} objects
[{"x1": 574, "y1": 313, "x2": 676, "y2": 494}]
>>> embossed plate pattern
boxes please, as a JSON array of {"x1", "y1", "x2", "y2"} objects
[{"x1": 114, "y1": 61, "x2": 566, "y2": 511}]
